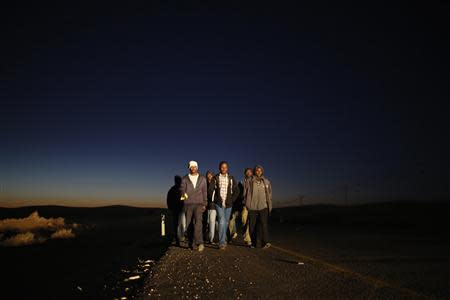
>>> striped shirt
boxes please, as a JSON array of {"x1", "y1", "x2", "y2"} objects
[{"x1": 219, "y1": 173, "x2": 228, "y2": 206}]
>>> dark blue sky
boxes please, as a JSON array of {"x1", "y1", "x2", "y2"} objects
[{"x1": 1, "y1": 2, "x2": 448, "y2": 207}]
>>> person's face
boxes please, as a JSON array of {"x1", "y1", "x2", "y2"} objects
[
  {"x1": 245, "y1": 169, "x2": 253, "y2": 178},
  {"x1": 255, "y1": 167, "x2": 263, "y2": 177},
  {"x1": 190, "y1": 166, "x2": 198, "y2": 174},
  {"x1": 207, "y1": 173, "x2": 213, "y2": 181},
  {"x1": 220, "y1": 163, "x2": 228, "y2": 175}
]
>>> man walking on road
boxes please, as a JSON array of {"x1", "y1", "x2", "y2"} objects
[
  {"x1": 229, "y1": 167, "x2": 253, "y2": 246},
  {"x1": 205, "y1": 170, "x2": 217, "y2": 244},
  {"x1": 180, "y1": 160, "x2": 208, "y2": 252},
  {"x1": 241, "y1": 167, "x2": 253, "y2": 246},
  {"x1": 209, "y1": 161, "x2": 239, "y2": 250},
  {"x1": 166, "y1": 175, "x2": 185, "y2": 246},
  {"x1": 245, "y1": 165, "x2": 272, "y2": 249}
]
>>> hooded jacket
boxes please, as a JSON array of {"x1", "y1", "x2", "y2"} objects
[
  {"x1": 180, "y1": 174, "x2": 208, "y2": 206},
  {"x1": 244, "y1": 166, "x2": 273, "y2": 212}
]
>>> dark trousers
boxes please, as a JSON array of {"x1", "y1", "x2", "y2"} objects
[
  {"x1": 170, "y1": 209, "x2": 180, "y2": 243},
  {"x1": 248, "y1": 208, "x2": 269, "y2": 247},
  {"x1": 184, "y1": 204, "x2": 204, "y2": 246},
  {"x1": 202, "y1": 209, "x2": 208, "y2": 241}
]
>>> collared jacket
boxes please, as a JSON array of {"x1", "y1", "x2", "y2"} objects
[
  {"x1": 208, "y1": 174, "x2": 240, "y2": 208},
  {"x1": 180, "y1": 174, "x2": 208, "y2": 206},
  {"x1": 244, "y1": 176, "x2": 273, "y2": 212}
]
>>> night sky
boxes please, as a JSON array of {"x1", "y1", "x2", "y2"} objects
[{"x1": 1, "y1": 2, "x2": 448, "y2": 207}]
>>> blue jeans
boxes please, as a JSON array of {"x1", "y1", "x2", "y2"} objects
[
  {"x1": 207, "y1": 209, "x2": 218, "y2": 243},
  {"x1": 214, "y1": 203, "x2": 232, "y2": 246}
]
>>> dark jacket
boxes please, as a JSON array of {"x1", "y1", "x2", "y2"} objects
[
  {"x1": 208, "y1": 174, "x2": 239, "y2": 208},
  {"x1": 206, "y1": 180, "x2": 216, "y2": 210},
  {"x1": 244, "y1": 176, "x2": 273, "y2": 212},
  {"x1": 232, "y1": 181, "x2": 245, "y2": 212},
  {"x1": 241, "y1": 177, "x2": 252, "y2": 205},
  {"x1": 167, "y1": 184, "x2": 183, "y2": 213},
  {"x1": 180, "y1": 174, "x2": 208, "y2": 206}
]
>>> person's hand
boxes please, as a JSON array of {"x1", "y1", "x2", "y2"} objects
[{"x1": 202, "y1": 205, "x2": 206, "y2": 212}]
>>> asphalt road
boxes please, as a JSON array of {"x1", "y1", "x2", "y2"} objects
[{"x1": 138, "y1": 222, "x2": 448, "y2": 299}]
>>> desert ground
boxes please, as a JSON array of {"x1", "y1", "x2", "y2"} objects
[
  {"x1": 0, "y1": 205, "x2": 169, "y2": 299},
  {"x1": 1, "y1": 202, "x2": 448, "y2": 299}
]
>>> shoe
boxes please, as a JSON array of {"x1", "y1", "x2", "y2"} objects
[
  {"x1": 263, "y1": 243, "x2": 271, "y2": 249},
  {"x1": 232, "y1": 232, "x2": 238, "y2": 239},
  {"x1": 198, "y1": 244, "x2": 205, "y2": 252},
  {"x1": 245, "y1": 241, "x2": 252, "y2": 246},
  {"x1": 219, "y1": 244, "x2": 226, "y2": 250}
]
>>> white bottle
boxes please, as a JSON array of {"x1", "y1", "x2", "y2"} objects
[{"x1": 161, "y1": 214, "x2": 166, "y2": 237}]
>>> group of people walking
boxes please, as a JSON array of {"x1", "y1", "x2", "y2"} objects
[{"x1": 167, "y1": 160, "x2": 272, "y2": 252}]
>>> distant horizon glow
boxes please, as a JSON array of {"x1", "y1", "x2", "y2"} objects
[{"x1": 1, "y1": 152, "x2": 447, "y2": 208}]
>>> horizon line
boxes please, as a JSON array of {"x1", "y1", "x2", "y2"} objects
[{"x1": 1, "y1": 199, "x2": 448, "y2": 210}]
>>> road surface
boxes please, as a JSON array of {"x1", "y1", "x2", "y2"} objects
[{"x1": 138, "y1": 221, "x2": 447, "y2": 299}]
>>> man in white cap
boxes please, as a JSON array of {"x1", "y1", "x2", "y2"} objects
[{"x1": 180, "y1": 160, "x2": 207, "y2": 251}]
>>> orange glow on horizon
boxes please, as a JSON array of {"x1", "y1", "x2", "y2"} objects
[{"x1": 0, "y1": 197, "x2": 165, "y2": 208}]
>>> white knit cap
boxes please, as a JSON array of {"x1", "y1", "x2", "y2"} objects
[{"x1": 188, "y1": 160, "x2": 198, "y2": 168}]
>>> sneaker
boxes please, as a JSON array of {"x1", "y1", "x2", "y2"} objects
[
  {"x1": 198, "y1": 244, "x2": 205, "y2": 252},
  {"x1": 219, "y1": 244, "x2": 226, "y2": 250},
  {"x1": 263, "y1": 243, "x2": 271, "y2": 249}
]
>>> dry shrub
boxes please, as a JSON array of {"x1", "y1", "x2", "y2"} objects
[
  {"x1": 0, "y1": 211, "x2": 79, "y2": 247},
  {"x1": 1, "y1": 232, "x2": 46, "y2": 247},
  {"x1": 51, "y1": 228, "x2": 75, "y2": 239},
  {"x1": 0, "y1": 211, "x2": 65, "y2": 232}
]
